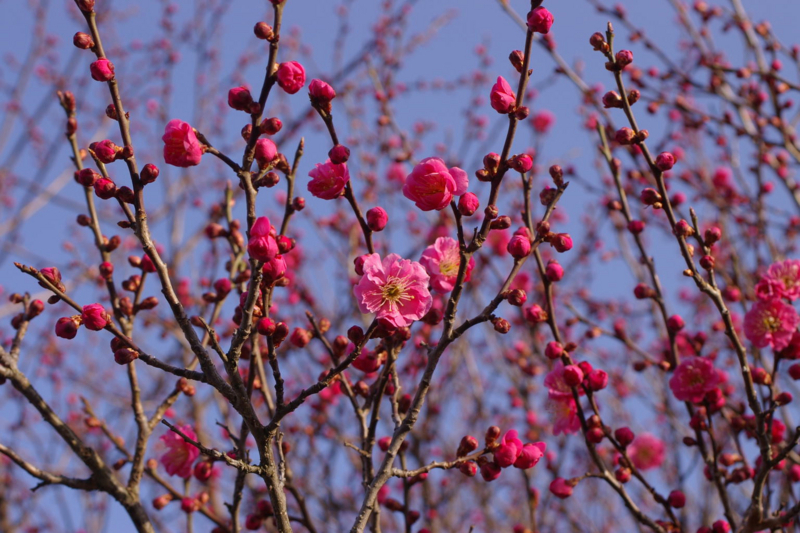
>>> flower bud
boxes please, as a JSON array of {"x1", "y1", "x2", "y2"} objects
[
  {"x1": 545, "y1": 341, "x2": 563, "y2": 360},
  {"x1": 90, "y1": 58, "x2": 115, "y2": 82},
  {"x1": 615, "y1": 50, "x2": 634, "y2": 68},
  {"x1": 527, "y1": 7, "x2": 554, "y2": 34},
  {"x1": 114, "y1": 347, "x2": 139, "y2": 365},
  {"x1": 256, "y1": 317, "x2": 276, "y2": 336},
  {"x1": 141, "y1": 163, "x2": 159, "y2": 185},
  {"x1": 667, "y1": 490, "x2": 686, "y2": 508},
  {"x1": 551, "y1": 233, "x2": 573, "y2": 253},
  {"x1": 615, "y1": 127, "x2": 636, "y2": 145},
  {"x1": 640, "y1": 188, "x2": 662, "y2": 206},
  {"x1": 329, "y1": 144, "x2": 350, "y2": 164},
  {"x1": 228, "y1": 86, "x2": 254, "y2": 112},
  {"x1": 655, "y1": 152, "x2": 675, "y2": 171},
  {"x1": 261, "y1": 117, "x2": 282, "y2": 135},
  {"x1": 366, "y1": 207, "x2": 388, "y2": 232},
  {"x1": 459, "y1": 461, "x2": 478, "y2": 477},
  {"x1": 458, "y1": 193, "x2": 480, "y2": 216},
  {"x1": 73, "y1": 32, "x2": 94, "y2": 49},
  {"x1": 507, "y1": 235, "x2": 531, "y2": 258},
  {"x1": 614, "y1": 427, "x2": 635, "y2": 447},
  {"x1": 457, "y1": 435, "x2": 479, "y2": 457},
  {"x1": 254, "y1": 22, "x2": 274, "y2": 40}
]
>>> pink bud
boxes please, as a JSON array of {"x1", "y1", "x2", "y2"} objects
[
  {"x1": 458, "y1": 193, "x2": 480, "y2": 216},
  {"x1": 614, "y1": 427, "x2": 635, "y2": 447},
  {"x1": 614, "y1": 127, "x2": 636, "y2": 145},
  {"x1": 114, "y1": 348, "x2": 139, "y2": 365},
  {"x1": 255, "y1": 138, "x2": 278, "y2": 169},
  {"x1": 94, "y1": 178, "x2": 117, "y2": 200},
  {"x1": 457, "y1": 435, "x2": 479, "y2": 457},
  {"x1": 627, "y1": 220, "x2": 645, "y2": 234},
  {"x1": 789, "y1": 363, "x2": 800, "y2": 380},
  {"x1": 81, "y1": 303, "x2": 109, "y2": 331},
  {"x1": 228, "y1": 86, "x2": 254, "y2": 111},
  {"x1": 490, "y1": 76, "x2": 516, "y2": 114},
  {"x1": 551, "y1": 233, "x2": 573, "y2": 253},
  {"x1": 76, "y1": 168, "x2": 100, "y2": 187},
  {"x1": 510, "y1": 154, "x2": 533, "y2": 173},
  {"x1": 507, "y1": 235, "x2": 531, "y2": 258},
  {"x1": 256, "y1": 317, "x2": 276, "y2": 336},
  {"x1": 309, "y1": 79, "x2": 336, "y2": 104},
  {"x1": 563, "y1": 365, "x2": 584, "y2": 387},
  {"x1": 615, "y1": 50, "x2": 634, "y2": 67},
  {"x1": 640, "y1": 188, "x2": 661, "y2": 206},
  {"x1": 655, "y1": 152, "x2": 675, "y2": 171},
  {"x1": 93, "y1": 139, "x2": 119, "y2": 164},
  {"x1": 276, "y1": 61, "x2": 306, "y2": 95},
  {"x1": 55, "y1": 317, "x2": 79, "y2": 339},
  {"x1": 667, "y1": 315, "x2": 685, "y2": 332},
  {"x1": 527, "y1": 7, "x2": 554, "y2": 34},
  {"x1": 141, "y1": 163, "x2": 160, "y2": 185},
  {"x1": 329, "y1": 144, "x2": 350, "y2": 164},
  {"x1": 366, "y1": 207, "x2": 388, "y2": 232},
  {"x1": 73, "y1": 32, "x2": 94, "y2": 49},
  {"x1": 667, "y1": 490, "x2": 686, "y2": 508},
  {"x1": 524, "y1": 304, "x2": 548, "y2": 324},
  {"x1": 262, "y1": 255, "x2": 287, "y2": 284},
  {"x1": 587, "y1": 369, "x2": 608, "y2": 391},
  {"x1": 289, "y1": 328, "x2": 311, "y2": 348},
  {"x1": 549, "y1": 478, "x2": 573, "y2": 499},
  {"x1": 90, "y1": 58, "x2": 115, "y2": 82},
  {"x1": 545, "y1": 341, "x2": 563, "y2": 360},
  {"x1": 479, "y1": 461, "x2": 502, "y2": 482}
]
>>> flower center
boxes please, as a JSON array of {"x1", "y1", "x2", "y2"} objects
[
  {"x1": 439, "y1": 259, "x2": 458, "y2": 277},
  {"x1": 381, "y1": 276, "x2": 414, "y2": 308},
  {"x1": 762, "y1": 314, "x2": 781, "y2": 333}
]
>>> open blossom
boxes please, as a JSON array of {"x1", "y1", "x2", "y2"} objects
[
  {"x1": 626, "y1": 433, "x2": 665, "y2": 470},
  {"x1": 744, "y1": 299, "x2": 800, "y2": 350},
  {"x1": 403, "y1": 157, "x2": 468, "y2": 211},
  {"x1": 419, "y1": 237, "x2": 475, "y2": 293},
  {"x1": 514, "y1": 442, "x2": 546, "y2": 469},
  {"x1": 162, "y1": 119, "x2": 204, "y2": 167},
  {"x1": 247, "y1": 217, "x2": 278, "y2": 262},
  {"x1": 547, "y1": 395, "x2": 580, "y2": 435},
  {"x1": 493, "y1": 430, "x2": 523, "y2": 468},
  {"x1": 353, "y1": 253, "x2": 432, "y2": 328},
  {"x1": 81, "y1": 304, "x2": 108, "y2": 331},
  {"x1": 160, "y1": 426, "x2": 200, "y2": 478},
  {"x1": 276, "y1": 61, "x2": 306, "y2": 94},
  {"x1": 669, "y1": 356, "x2": 721, "y2": 402},
  {"x1": 762, "y1": 259, "x2": 800, "y2": 300},
  {"x1": 490, "y1": 76, "x2": 516, "y2": 114},
  {"x1": 307, "y1": 159, "x2": 350, "y2": 199}
]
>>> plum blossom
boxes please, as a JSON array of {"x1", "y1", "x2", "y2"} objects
[
  {"x1": 353, "y1": 254, "x2": 432, "y2": 328},
  {"x1": 744, "y1": 299, "x2": 800, "y2": 350},
  {"x1": 307, "y1": 159, "x2": 350, "y2": 200},
  {"x1": 493, "y1": 430, "x2": 523, "y2": 468},
  {"x1": 160, "y1": 426, "x2": 200, "y2": 478},
  {"x1": 162, "y1": 119, "x2": 204, "y2": 167},
  {"x1": 545, "y1": 361, "x2": 585, "y2": 399},
  {"x1": 762, "y1": 259, "x2": 800, "y2": 300},
  {"x1": 668, "y1": 356, "x2": 721, "y2": 402},
  {"x1": 490, "y1": 76, "x2": 516, "y2": 114},
  {"x1": 419, "y1": 237, "x2": 474, "y2": 293},
  {"x1": 547, "y1": 395, "x2": 580, "y2": 435},
  {"x1": 403, "y1": 157, "x2": 468, "y2": 211},
  {"x1": 247, "y1": 217, "x2": 278, "y2": 262},
  {"x1": 626, "y1": 433, "x2": 665, "y2": 470}
]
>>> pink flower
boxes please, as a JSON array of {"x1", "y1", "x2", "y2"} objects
[
  {"x1": 162, "y1": 119, "x2": 204, "y2": 167},
  {"x1": 307, "y1": 159, "x2": 350, "y2": 199},
  {"x1": 668, "y1": 356, "x2": 721, "y2": 402},
  {"x1": 276, "y1": 61, "x2": 306, "y2": 94},
  {"x1": 261, "y1": 255, "x2": 287, "y2": 284},
  {"x1": 419, "y1": 237, "x2": 475, "y2": 293},
  {"x1": 547, "y1": 395, "x2": 580, "y2": 435},
  {"x1": 247, "y1": 217, "x2": 278, "y2": 262},
  {"x1": 545, "y1": 361, "x2": 585, "y2": 399},
  {"x1": 255, "y1": 138, "x2": 278, "y2": 169},
  {"x1": 93, "y1": 140, "x2": 119, "y2": 164},
  {"x1": 513, "y1": 442, "x2": 546, "y2": 469},
  {"x1": 527, "y1": 7, "x2": 554, "y2": 34},
  {"x1": 90, "y1": 58, "x2": 115, "y2": 81},
  {"x1": 626, "y1": 433, "x2": 665, "y2": 470},
  {"x1": 81, "y1": 304, "x2": 108, "y2": 331},
  {"x1": 549, "y1": 477, "x2": 573, "y2": 499},
  {"x1": 490, "y1": 76, "x2": 516, "y2": 114},
  {"x1": 493, "y1": 430, "x2": 523, "y2": 468},
  {"x1": 744, "y1": 299, "x2": 800, "y2": 350},
  {"x1": 160, "y1": 426, "x2": 200, "y2": 478},
  {"x1": 530, "y1": 111, "x2": 555, "y2": 134},
  {"x1": 353, "y1": 253, "x2": 432, "y2": 328},
  {"x1": 308, "y1": 79, "x2": 336, "y2": 103},
  {"x1": 763, "y1": 259, "x2": 800, "y2": 300},
  {"x1": 403, "y1": 157, "x2": 468, "y2": 211}
]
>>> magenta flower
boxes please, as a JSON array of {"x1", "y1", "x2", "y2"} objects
[
  {"x1": 527, "y1": 6, "x2": 554, "y2": 34},
  {"x1": 247, "y1": 217, "x2": 278, "y2": 262},
  {"x1": 162, "y1": 119, "x2": 204, "y2": 167},
  {"x1": 419, "y1": 237, "x2": 474, "y2": 293},
  {"x1": 403, "y1": 157, "x2": 469, "y2": 211},
  {"x1": 160, "y1": 425, "x2": 200, "y2": 478},
  {"x1": 308, "y1": 79, "x2": 336, "y2": 103},
  {"x1": 90, "y1": 58, "x2": 115, "y2": 81},
  {"x1": 549, "y1": 477, "x2": 573, "y2": 499},
  {"x1": 513, "y1": 442, "x2": 546, "y2": 469},
  {"x1": 744, "y1": 299, "x2": 800, "y2": 350},
  {"x1": 545, "y1": 360, "x2": 584, "y2": 399},
  {"x1": 763, "y1": 259, "x2": 800, "y2": 300},
  {"x1": 307, "y1": 159, "x2": 350, "y2": 199},
  {"x1": 81, "y1": 304, "x2": 108, "y2": 331},
  {"x1": 353, "y1": 253, "x2": 432, "y2": 328},
  {"x1": 547, "y1": 395, "x2": 580, "y2": 435},
  {"x1": 493, "y1": 430, "x2": 523, "y2": 468},
  {"x1": 93, "y1": 139, "x2": 119, "y2": 164},
  {"x1": 276, "y1": 61, "x2": 306, "y2": 94},
  {"x1": 255, "y1": 138, "x2": 278, "y2": 169},
  {"x1": 668, "y1": 356, "x2": 721, "y2": 402},
  {"x1": 490, "y1": 76, "x2": 516, "y2": 114},
  {"x1": 626, "y1": 433, "x2": 665, "y2": 470}
]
